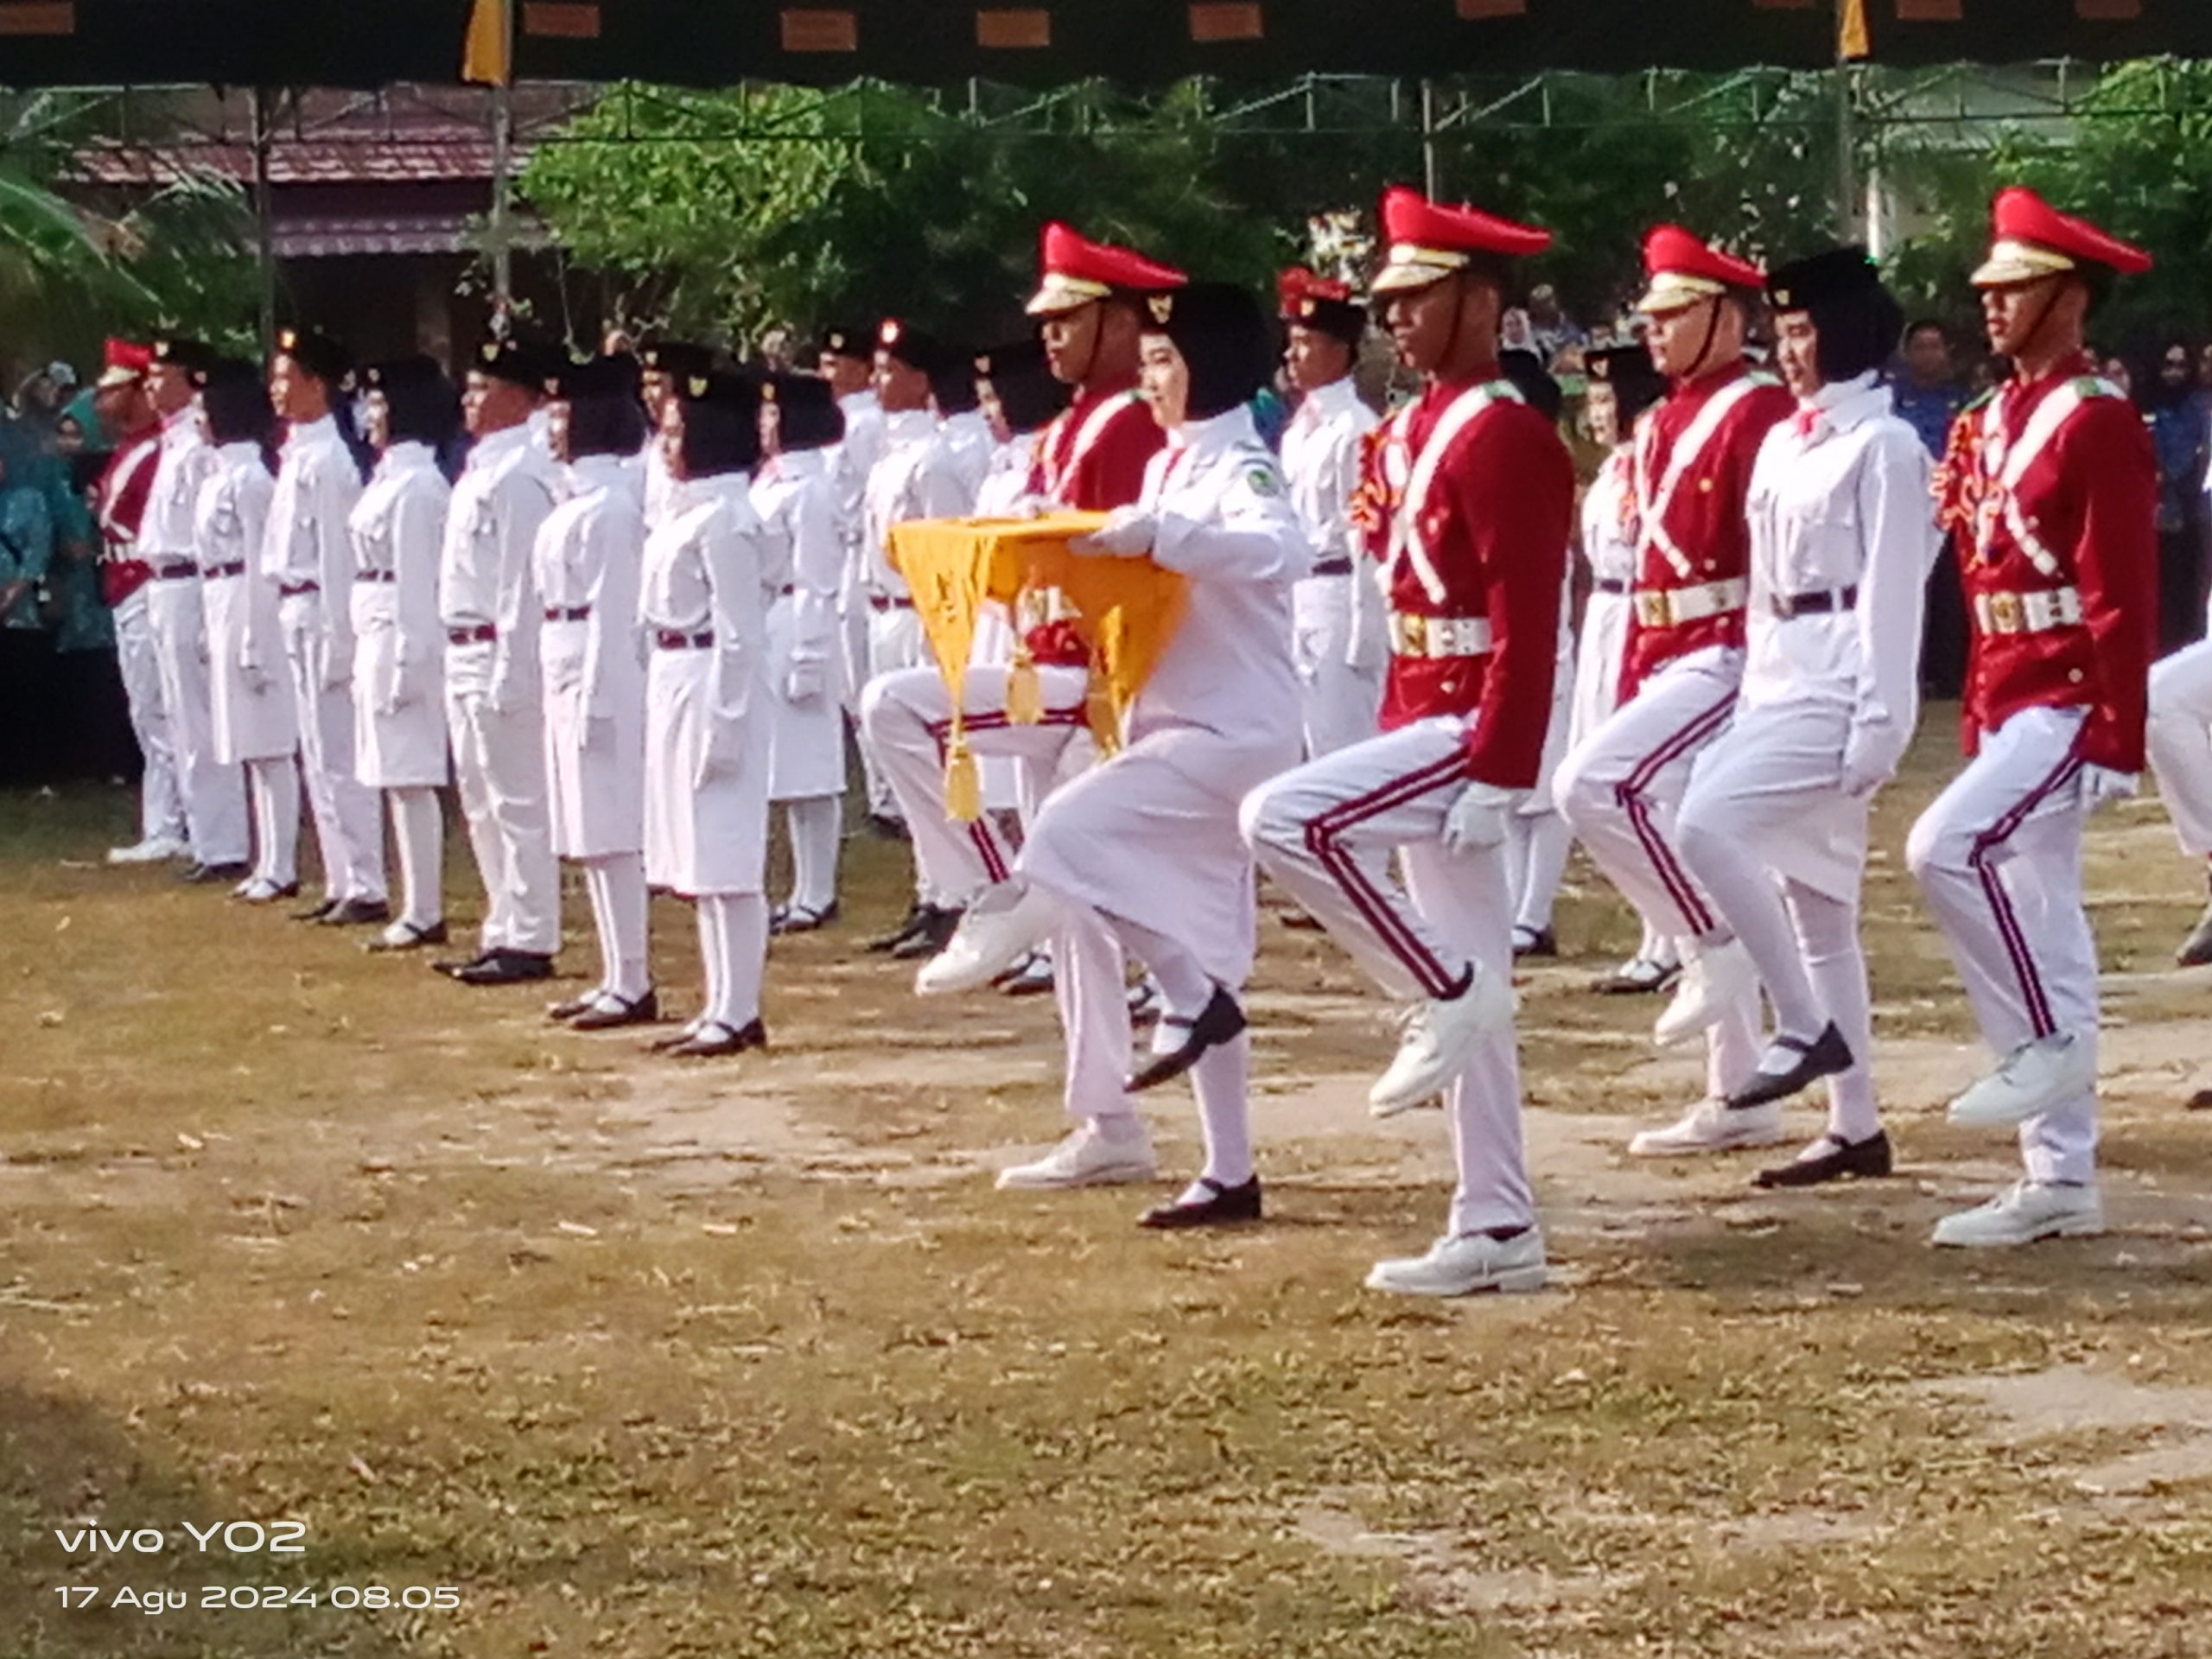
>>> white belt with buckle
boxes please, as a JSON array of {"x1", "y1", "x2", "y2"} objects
[
  {"x1": 1631, "y1": 577, "x2": 1749, "y2": 629},
  {"x1": 1389, "y1": 613, "x2": 1493, "y2": 658},
  {"x1": 1974, "y1": 586, "x2": 2083, "y2": 635}
]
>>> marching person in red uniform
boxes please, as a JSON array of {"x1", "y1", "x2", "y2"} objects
[
  {"x1": 1908, "y1": 188, "x2": 2157, "y2": 1249},
  {"x1": 89, "y1": 339, "x2": 190, "y2": 866},
  {"x1": 1553, "y1": 226, "x2": 1796, "y2": 1155},
  {"x1": 1243, "y1": 186, "x2": 1573, "y2": 1296},
  {"x1": 861, "y1": 223, "x2": 1186, "y2": 957}
]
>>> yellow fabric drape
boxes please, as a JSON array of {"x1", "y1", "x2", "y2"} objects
[
  {"x1": 462, "y1": 0, "x2": 512, "y2": 86},
  {"x1": 1837, "y1": 0, "x2": 1871, "y2": 62},
  {"x1": 887, "y1": 512, "x2": 1192, "y2": 820}
]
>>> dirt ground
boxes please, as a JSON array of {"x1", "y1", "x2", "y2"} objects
[{"x1": 4, "y1": 712, "x2": 2212, "y2": 1659}]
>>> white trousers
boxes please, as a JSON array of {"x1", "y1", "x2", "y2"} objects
[
  {"x1": 112, "y1": 588, "x2": 185, "y2": 844},
  {"x1": 245, "y1": 756, "x2": 300, "y2": 888},
  {"x1": 445, "y1": 647, "x2": 560, "y2": 957},
  {"x1": 697, "y1": 892, "x2": 768, "y2": 1029},
  {"x1": 855, "y1": 602, "x2": 926, "y2": 819},
  {"x1": 283, "y1": 601, "x2": 385, "y2": 904},
  {"x1": 1554, "y1": 646, "x2": 1759, "y2": 1100},
  {"x1": 387, "y1": 785, "x2": 443, "y2": 931},
  {"x1": 144, "y1": 575, "x2": 248, "y2": 864},
  {"x1": 1678, "y1": 706, "x2": 1881, "y2": 1142},
  {"x1": 1906, "y1": 705, "x2": 2097, "y2": 1184},
  {"x1": 1242, "y1": 717, "x2": 1534, "y2": 1235},
  {"x1": 780, "y1": 796, "x2": 843, "y2": 913},
  {"x1": 581, "y1": 854, "x2": 651, "y2": 1001},
  {"x1": 1291, "y1": 573, "x2": 1383, "y2": 758},
  {"x1": 860, "y1": 662, "x2": 1090, "y2": 906},
  {"x1": 2148, "y1": 638, "x2": 2212, "y2": 860}
]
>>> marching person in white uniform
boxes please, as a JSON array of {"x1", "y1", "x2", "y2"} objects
[
  {"x1": 639, "y1": 340, "x2": 715, "y2": 530},
  {"x1": 918, "y1": 283, "x2": 1305, "y2": 1230},
  {"x1": 192, "y1": 360, "x2": 298, "y2": 902},
  {"x1": 351, "y1": 358, "x2": 457, "y2": 952},
  {"x1": 267, "y1": 329, "x2": 386, "y2": 925},
  {"x1": 857, "y1": 320, "x2": 984, "y2": 954},
  {"x1": 817, "y1": 326, "x2": 890, "y2": 817},
  {"x1": 753, "y1": 372, "x2": 849, "y2": 935},
  {"x1": 1243, "y1": 187, "x2": 1575, "y2": 1295},
  {"x1": 640, "y1": 371, "x2": 778, "y2": 1058},
  {"x1": 141, "y1": 339, "x2": 250, "y2": 883},
  {"x1": 1669, "y1": 248, "x2": 1936, "y2": 1185},
  {"x1": 534, "y1": 355, "x2": 657, "y2": 1031},
  {"x1": 1572, "y1": 348, "x2": 1681, "y2": 995},
  {"x1": 933, "y1": 353, "x2": 995, "y2": 505},
  {"x1": 435, "y1": 335, "x2": 564, "y2": 988},
  {"x1": 1278, "y1": 267, "x2": 1385, "y2": 759}
]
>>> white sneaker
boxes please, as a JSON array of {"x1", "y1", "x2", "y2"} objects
[
  {"x1": 1627, "y1": 1096, "x2": 1787, "y2": 1157},
  {"x1": 995, "y1": 1125, "x2": 1158, "y2": 1190},
  {"x1": 1932, "y1": 1181, "x2": 2104, "y2": 1248},
  {"x1": 915, "y1": 880, "x2": 1060, "y2": 995},
  {"x1": 1653, "y1": 938, "x2": 1756, "y2": 1048},
  {"x1": 107, "y1": 834, "x2": 189, "y2": 866},
  {"x1": 1948, "y1": 1033, "x2": 2096, "y2": 1128},
  {"x1": 1370, "y1": 967, "x2": 1514, "y2": 1118},
  {"x1": 1365, "y1": 1229, "x2": 1548, "y2": 1297}
]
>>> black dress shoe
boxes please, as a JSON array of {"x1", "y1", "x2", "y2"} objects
[
  {"x1": 1753, "y1": 1130, "x2": 1893, "y2": 1189},
  {"x1": 365, "y1": 920, "x2": 448, "y2": 953},
  {"x1": 664, "y1": 1018, "x2": 767, "y2": 1058},
  {"x1": 867, "y1": 904, "x2": 927, "y2": 953},
  {"x1": 546, "y1": 991, "x2": 601, "y2": 1022},
  {"x1": 235, "y1": 880, "x2": 301, "y2": 904},
  {"x1": 292, "y1": 897, "x2": 339, "y2": 922},
  {"x1": 1594, "y1": 957, "x2": 1680, "y2": 995},
  {"x1": 182, "y1": 861, "x2": 250, "y2": 884},
  {"x1": 319, "y1": 898, "x2": 392, "y2": 927},
  {"x1": 1139, "y1": 1176, "x2": 1263, "y2": 1230},
  {"x1": 2177, "y1": 897, "x2": 2212, "y2": 967},
  {"x1": 1512, "y1": 925, "x2": 1559, "y2": 960},
  {"x1": 888, "y1": 905, "x2": 963, "y2": 961},
  {"x1": 432, "y1": 950, "x2": 495, "y2": 978},
  {"x1": 451, "y1": 950, "x2": 556, "y2": 986},
  {"x1": 1725, "y1": 1022, "x2": 1854, "y2": 1109},
  {"x1": 865, "y1": 812, "x2": 910, "y2": 842},
  {"x1": 772, "y1": 900, "x2": 839, "y2": 936},
  {"x1": 1279, "y1": 908, "x2": 1324, "y2": 931},
  {"x1": 1128, "y1": 986, "x2": 1247, "y2": 1092},
  {"x1": 569, "y1": 989, "x2": 659, "y2": 1031}
]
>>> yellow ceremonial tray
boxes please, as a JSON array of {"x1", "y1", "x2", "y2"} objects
[{"x1": 887, "y1": 512, "x2": 1192, "y2": 818}]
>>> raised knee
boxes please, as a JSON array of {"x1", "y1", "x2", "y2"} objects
[{"x1": 1239, "y1": 777, "x2": 1296, "y2": 855}]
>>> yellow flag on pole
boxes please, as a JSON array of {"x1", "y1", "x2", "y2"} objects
[
  {"x1": 1837, "y1": 0, "x2": 1871, "y2": 62},
  {"x1": 462, "y1": 0, "x2": 512, "y2": 86}
]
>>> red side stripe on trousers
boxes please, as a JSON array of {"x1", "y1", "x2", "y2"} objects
[
  {"x1": 1613, "y1": 688, "x2": 1735, "y2": 937},
  {"x1": 1966, "y1": 736, "x2": 2085, "y2": 1040},
  {"x1": 1302, "y1": 749, "x2": 1473, "y2": 1000}
]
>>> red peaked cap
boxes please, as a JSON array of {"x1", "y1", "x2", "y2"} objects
[
  {"x1": 1637, "y1": 224, "x2": 1764, "y2": 314},
  {"x1": 1371, "y1": 186, "x2": 1550, "y2": 293},
  {"x1": 1277, "y1": 265, "x2": 1352, "y2": 310},
  {"x1": 1026, "y1": 221, "x2": 1187, "y2": 315},
  {"x1": 96, "y1": 337, "x2": 155, "y2": 389},
  {"x1": 1973, "y1": 185, "x2": 2153, "y2": 286}
]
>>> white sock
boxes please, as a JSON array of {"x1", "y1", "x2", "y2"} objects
[
  {"x1": 699, "y1": 893, "x2": 767, "y2": 1030},
  {"x1": 785, "y1": 794, "x2": 842, "y2": 912},
  {"x1": 1789, "y1": 881, "x2": 1881, "y2": 1143},
  {"x1": 583, "y1": 854, "x2": 652, "y2": 1001},
  {"x1": 388, "y1": 786, "x2": 442, "y2": 929},
  {"x1": 247, "y1": 757, "x2": 300, "y2": 886},
  {"x1": 1191, "y1": 1031, "x2": 1255, "y2": 1188},
  {"x1": 1510, "y1": 811, "x2": 1570, "y2": 934}
]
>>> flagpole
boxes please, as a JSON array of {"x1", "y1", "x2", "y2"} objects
[
  {"x1": 1834, "y1": 0, "x2": 1860, "y2": 241},
  {"x1": 489, "y1": 0, "x2": 515, "y2": 318}
]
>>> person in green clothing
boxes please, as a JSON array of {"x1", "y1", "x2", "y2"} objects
[
  {"x1": 41, "y1": 407, "x2": 138, "y2": 783},
  {"x1": 0, "y1": 417, "x2": 59, "y2": 785}
]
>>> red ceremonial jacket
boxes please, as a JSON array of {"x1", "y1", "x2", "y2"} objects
[
  {"x1": 1377, "y1": 373, "x2": 1574, "y2": 789},
  {"x1": 92, "y1": 425, "x2": 162, "y2": 607},
  {"x1": 1620, "y1": 362, "x2": 1793, "y2": 696},
  {"x1": 1942, "y1": 358, "x2": 2157, "y2": 772},
  {"x1": 1036, "y1": 378, "x2": 1164, "y2": 512}
]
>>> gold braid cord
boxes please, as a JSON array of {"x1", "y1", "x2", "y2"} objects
[{"x1": 886, "y1": 512, "x2": 1192, "y2": 822}]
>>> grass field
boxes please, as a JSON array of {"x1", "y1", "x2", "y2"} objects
[{"x1": 4, "y1": 714, "x2": 2212, "y2": 1659}]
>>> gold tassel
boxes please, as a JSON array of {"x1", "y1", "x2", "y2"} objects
[
  {"x1": 1084, "y1": 682, "x2": 1121, "y2": 754},
  {"x1": 1007, "y1": 642, "x2": 1043, "y2": 725},
  {"x1": 944, "y1": 734, "x2": 982, "y2": 823}
]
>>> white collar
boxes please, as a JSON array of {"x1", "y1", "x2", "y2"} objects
[
  {"x1": 838, "y1": 388, "x2": 880, "y2": 415},
  {"x1": 1298, "y1": 376, "x2": 1361, "y2": 419},
  {"x1": 1799, "y1": 372, "x2": 1890, "y2": 436},
  {"x1": 884, "y1": 408, "x2": 938, "y2": 442},
  {"x1": 1169, "y1": 404, "x2": 1257, "y2": 457},
  {"x1": 378, "y1": 441, "x2": 437, "y2": 477},
  {"x1": 285, "y1": 414, "x2": 338, "y2": 448},
  {"x1": 467, "y1": 423, "x2": 530, "y2": 469},
  {"x1": 565, "y1": 453, "x2": 629, "y2": 491},
  {"x1": 216, "y1": 440, "x2": 263, "y2": 465},
  {"x1": 771, "y1": 447, "x2": 829, "y2": 477}
]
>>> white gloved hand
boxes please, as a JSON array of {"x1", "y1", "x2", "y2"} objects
[
  {"x1": 1839, "y1": 719, "x2": 1904, "y2": 798},
  {"x1": 694, "y1": 738, "x2": 741, "y2": 791},
  {"x1": 1439, "y1": 780, "x2": 1517, "y2": 854},
  {"x1": 2082, "y1": 764, "x2": 2139, "y2": 814},
  {"x1": 1071, "y1": 507, "x2": 1157, "y2": 559},
  {"x1": 785, "y1": 657, "x2": 828, "y2": 704}
]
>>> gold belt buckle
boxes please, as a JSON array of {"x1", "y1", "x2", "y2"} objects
[
  {"x1": 1991, "y1": 591, "x2": 2023, "y2": 633},
  {"x1": 1398, "y1": 613, "x2": 1428, "y2": 655},
  {"x1": 1636, "y1": 590, "x2": 1672, "y2": 628}
]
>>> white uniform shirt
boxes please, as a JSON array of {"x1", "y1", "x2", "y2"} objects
[
  {"x1": 196, "y1": 442, "x2": 280, "y2": 683},
  {"x1": 975, "y1": 434, "x2": 1043, "y2": 519},
  {"x1": 831, "y1": 389, "x2": 887, "y2": 550},
  {"x1": 264, "y1": 415, "x2": 365, "y2": 656},
  {"x1": 1740, "y1": 372, "x2": 1939, "y2": 738},
  {"x1": 141, "y1": 406, "x2": 216, "y2": 566},
  {"x1": 348, "y1": 442, "x2": 449, "y2": 696},
  {"x1": 440, "y1": 423, "x2": 562, "y2": 707},
  {"x1": 534, "y1": 454, "x2": 648, "y2": 722},
  {"x1": 644, "y1": 441, "x2": 690, "y2": 530},
  {"x1": 1580, "y1": 448, "x2": 1638, "y2": 591},
  {"x1": 862, "y1": 408, "x2": 969, "y2": 601},
  {"x1": 751, "y1": 448, "x2": 842, "y2": 674},
  {"x1": 1128, "y1": 404, "x2": 1305, "y2": 753},
  {"x1": 1282, "y1": 374, "x2": 1385, "y2": 671},
  {"x1": 938, "y1": 409, "x2": 995, "y2": 507},
  {"x1": 640, "y1": 473, "x2": 769, "y2": 741}
]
